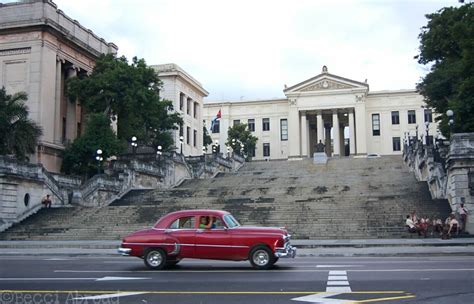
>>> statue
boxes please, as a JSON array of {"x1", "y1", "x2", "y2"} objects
[{"x1": 315, "y1": 140, "x2": 325, "y2": 153}]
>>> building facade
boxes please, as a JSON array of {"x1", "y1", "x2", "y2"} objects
[
  {"x1": 203, "y1": 66, "x2": 438, "y2": 160},
  {"x1": 0, "y1": 0, "x2": 117, "y2": 172},
  {"x1": 152, "y1": 64, "x2": 209, "y2": 156}
]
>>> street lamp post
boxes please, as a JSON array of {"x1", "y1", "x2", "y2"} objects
[
  {"x1": 156, "y1": 145, "x2": 162, "y2": 163},
  {"x1": 179, "y1": 136, "x2": 184, "y2": 155},
  {"x1": 415, "y1": 125, "x2": 419, "y2": 141},
  {"x1": 95, "y1": 149, "x2": 103, "y2": 175},
  {"x1": 446, "y1": 109, "x2": 454, "y2": 136},
  {"x1": 202, "y1": 146, "x2": 207, "y2": 173},
  {"x1": 425, "y1": 121, "x2": 430, "y2": 145},
  {"x1": 131, "y1": 136, "x2": 138, "y2": 155},
  {"x1": 240, "y1": 143, "x2": 244, "y2": 156},
  {"x1": 226, "y1": 146, "x2": 230, "y2": 158}
]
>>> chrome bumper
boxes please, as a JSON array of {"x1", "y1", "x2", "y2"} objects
[
  {"x1": 118, "y1": 247, "x2": 132, "y2": 256},
  {"x1": 275, "y1": 244, "x2": 297, "y2": 258}
]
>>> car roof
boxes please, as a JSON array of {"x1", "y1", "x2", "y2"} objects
[
  {"x1": 154, "y1": 209, "x2": 230, "y2": 228},
  {"x1": 166, "y1": 209, "x2": 229, "y2": 217}
]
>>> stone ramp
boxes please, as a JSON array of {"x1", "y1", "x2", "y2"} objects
[{"x1": 0, "y1": 156, "x2": 452, "y2": 240}]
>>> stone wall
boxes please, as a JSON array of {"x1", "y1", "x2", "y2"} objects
[
  {"x1": 404, "y1": 133, "x2": 474, "y2": 233},
  {"x1": 0, "y1": 153, "x2": 243, "y2": 231}
]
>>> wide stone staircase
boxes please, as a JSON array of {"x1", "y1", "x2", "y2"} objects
[{"x1": 0, "y1": 156, "x2": 451, "y2": 240}]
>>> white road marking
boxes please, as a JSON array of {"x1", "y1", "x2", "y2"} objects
[
  {"x1": 53, "y1": 268, "x2": 474, "y2": 273},
  {"x1": 325, "y1": 287, "x2": 352, "y2": 292},
  {"x1": 0, "y1": 276, "x2": 148, "y2": 281},
  {"x1": 328, "y1": 276, "x2": 347, "y2": 280},
  {"x1": 74, "y1": 292, "x2": 147, "y2": 300},
  {"x1": 95, "y1": 276, "x2": 149, "y2": 281},
  {"x1": 326, "y1": 270, "x2": 351, "y2": 292},
  {"x1": 316, "y1": 265, "x2": 361, "y2": 268},
  {"x1": 292, "y1": 292, "x2": 352, "y2": 303},
  {"x1": 327, "y1": 281, "x2": 350, "y2": 286},
  {"x1": 43, "y1": 258, "x2": 74, "y2": 261}
]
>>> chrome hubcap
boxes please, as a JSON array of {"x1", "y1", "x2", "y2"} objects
[
  {"x1": 147, "y1": 251, "x2": 163, "y2": 267},
  {"x1": 253, "y1": 250, "x2": 269, "y2": 266}
]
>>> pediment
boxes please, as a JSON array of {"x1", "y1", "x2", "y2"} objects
[
  {"x1": 299, "y1": 78, "x2": 357, "y2": 92},
  {"x1": 284, "y1": 68, "x2": 369, "y2": 95}
]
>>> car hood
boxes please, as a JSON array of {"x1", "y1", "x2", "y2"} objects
[{"x1": 231, "y1": 226, "x2": 288, "y2": 235}]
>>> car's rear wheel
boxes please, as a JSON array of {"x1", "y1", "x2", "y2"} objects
[
  {"x1": 249, "y1": 245, "x2": 275, "y2": 270},
  {"x1": 144, "y1": 248, "x2": 167, "y2": 270}
]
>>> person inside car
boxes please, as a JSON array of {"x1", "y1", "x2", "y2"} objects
[{"x1": 199, "y1": 216, "x2": 213, "y2": 229}]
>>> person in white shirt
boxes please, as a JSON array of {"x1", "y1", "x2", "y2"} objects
[
  {"x1": 448, "y1": 214, "x2": 459, "y2": 237},
  {"x1": 458, "y1": 203, "x2": 468, "y2": 233},
  {"x1": 405, "y1": 215, "x2": 418, "y2": 234}
]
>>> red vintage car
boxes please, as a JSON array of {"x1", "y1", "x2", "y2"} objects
[{"x1": 118, "y1": 209, "x2": 296, "y2": 270}]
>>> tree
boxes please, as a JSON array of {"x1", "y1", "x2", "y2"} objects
[
  {"x1": 0, "y1": 87, "x2": 42, "y2": 161},
  {"x1": 67, "y1": 54, "x2": 182, "y2": 151},
  {"x1": 416, "y1": 3, "x2": 474, "y2": 137},
  {"x1": 203, "y1": 126, "x2": 213, "y2": 148},
  {"x1": 61, "y1": 113, "x2": 125, "y2": 177},
  {"x1": 225, "y1": 124, "x2": 258, "y2": 160}
]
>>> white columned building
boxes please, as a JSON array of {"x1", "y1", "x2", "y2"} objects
[{"x1": 203, "y1": 66, "x2": 438, "y2": 161}]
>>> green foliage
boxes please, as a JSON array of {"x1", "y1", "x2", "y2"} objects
[
  {"x1": 61, "y1": 113, "x2": 125, "y2": 177},
  {"x1": 225, "y1": 123, "x2": 258, "y2": 160},
  {"x1": 0, "y1": 87, "x2": 42, "y2": 161},
  {"x1": 67, "y1": 54, "x2": 182, "y2": 151},
  {"x1": 203, "y1": 126, "x2": 213, "y2": 148},
  {"x1": 416, "y1": 3, "x2": 474, "y2": 136}
]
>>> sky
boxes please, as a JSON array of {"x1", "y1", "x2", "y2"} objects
[{"x1": 52, "y1": 0, "x2": 462, "y2": 101}]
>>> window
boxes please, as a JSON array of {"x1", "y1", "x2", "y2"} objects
[
  {"x1": 169, "y1": 216, "x2": 195, "y2": 229},
  {"x1": 248, "y1": 146, "x2": 256, "y2": 157},
  {"x1": 424, "y1": 109, "x2": 433, "y2": 123},
  {"x1": 193, "y1": 129, "x2": 197, "y2": 147},
  {"x1": 62, "y1": 117, "x2": 66, "y2": 142},
  {"x1": 248, "y1": 119, "x2": 255, "y2": 132},
  {"x1": 408, "y1": 110, "x2": 416, "y2": 124},
  {"x1": 77, "y1": 122, "x2": 82, "y2": 138},
  {"x1": 372, "y1": 114, "x2": 380, "y2": 136},
  {"x1": 186, "y1": 127, "x2": 190, "y2": 144},
  {"x1": 262, "y1": 118, "x2": 270, "y2": 131},
  {"x1": 391, "y1": 111, "x2": 400, "y2": 125},
  {"x1": 263, "y1": 143, "x2": 270, "y2": 157},
  {"x1": 280, "y1": 119, "x2": 288, "y2": 141},
  {"x1": 179, "y1": 126, "x2": 183, "y2": 137},
  {"x1": 187, "y1": 98, "x2": 192, "y2": 115},
  {"x1": 233, "y1": 120, "x2": 240, "y2": 126},
  {"x1": 193, "y1": 102, "x2": 198, "y2": 118},
  {"x1": 212, "y1": 120, "x2": 220, "y2": 133},
  {"x1": 179, "y1": 93, "x2": 185, "y2": 111},
  {"x1": 426, "y1": 135, "x2": 433, "y2": 146},
  {"x1": 392, "y1": 137, "x2": 401, "y2": 151}
]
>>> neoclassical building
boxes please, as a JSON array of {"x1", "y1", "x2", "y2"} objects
[
  {"x1": 0, "y1": 0, "x2": 117, "y2": 172},
  {"x1": 203, "y1": 66, "x2": 438, "y2": 160},
  {"x1": 152, "y1": 64, "x2": 208, "y2": 156}
]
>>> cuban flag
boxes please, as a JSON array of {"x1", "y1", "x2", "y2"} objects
[{"x1": 210, "y1": 109, "x2": 221, "y2": 131}]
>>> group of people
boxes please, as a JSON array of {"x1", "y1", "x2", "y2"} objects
[{"x1": 405, "y1": 204, "x2": 469, "y2": 239}]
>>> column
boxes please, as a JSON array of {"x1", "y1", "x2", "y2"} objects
[
  {"x1": 65, "y1": 66, "x2": 77, "y2": 142},
  {"x1": 348, "y1": 110, "x2": 356, "y2": 155},
  {"x1": 300, "y1": 112, "x2": 308, "y2": 157},
  {"x1": 355, "y1": 104, "x2": 367, "y2": 155},
  {"x1": 306, "y1": 118, "x2": 311, "y2": 156},
  {"x1": 332, "y1": 111, "x2": 340, "y2": 156},
  {"x1": 317, "y1": 112, "x2": 324, "y2": 144},
  {"x1": 288, "y1": 107, "x2": 300, "y2": 158},
  {"x1": 53, "y1": 58, "x2": 62, "y2": 143}
]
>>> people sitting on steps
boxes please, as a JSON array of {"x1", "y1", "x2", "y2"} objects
[{"x1": 41, "y1": 194, "x2": 52, "y2": 208}]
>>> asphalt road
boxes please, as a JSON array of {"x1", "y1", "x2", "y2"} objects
[{"x1": 0, "y1": 255, "x2": 473, "y2": 304}]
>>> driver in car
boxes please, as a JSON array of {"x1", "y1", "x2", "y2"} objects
[{"x1": 199, "y1": 216, "x2": 213, "y2": 229}]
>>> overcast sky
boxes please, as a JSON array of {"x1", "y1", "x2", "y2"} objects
[{"x1": 54, "y1": 0, "x2": 460, "y2": 101}]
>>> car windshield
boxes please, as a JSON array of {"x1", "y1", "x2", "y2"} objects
[{"x1": 224, "y1": 214, "x2": 241, "y2": 228}]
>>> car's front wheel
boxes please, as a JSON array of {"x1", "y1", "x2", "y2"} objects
[
  {"x1": 144, "y1": 248, "x2": 167, "y2": 270},
  {"x1": 249, "y1": 245, "x2": 275, "y2": 270}
]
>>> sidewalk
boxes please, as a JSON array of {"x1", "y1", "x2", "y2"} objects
[{"x1": 0, "y1": 238, "x2": 473, "y2": 257}]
